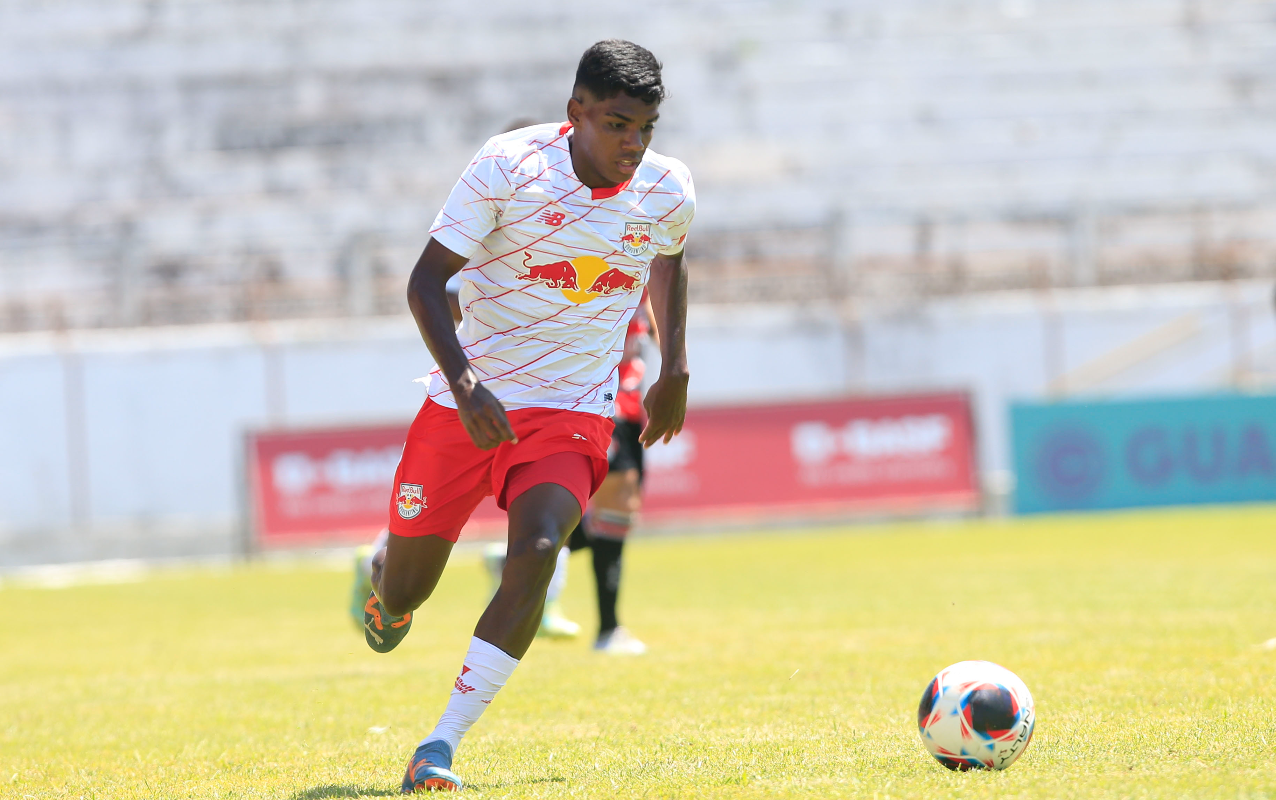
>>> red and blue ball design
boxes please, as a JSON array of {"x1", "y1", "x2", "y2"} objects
[{"x1": 917, "y1": 660, "x2": 1035, "y2": 770}]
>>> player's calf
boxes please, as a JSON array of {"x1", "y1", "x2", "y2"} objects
[
  {"x1": 364, "y1": 533, "x2": 453, "y2": 653},
  {"x1": 474, "y1": 482, "x2": 581, "y2": 657}
]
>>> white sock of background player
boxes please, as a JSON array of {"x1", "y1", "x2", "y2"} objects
[
  {"x1": 362, "y1": 527, "x2": 390, "y2": 576},
  {"x1": 544, "y1": 545, "x2": 569, "y2": 606}
]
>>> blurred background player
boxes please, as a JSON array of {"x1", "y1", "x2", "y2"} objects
[
  {"x1": 564, "y1": 292, "x2": 656, "y2": 654},
  {"x1": 482, "y1": 292, "x2": 657, "y2": 654}
]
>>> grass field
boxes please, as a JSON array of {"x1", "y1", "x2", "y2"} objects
[{"x1": 3, "y1": 505, "x2": 1276, "y2": 799}]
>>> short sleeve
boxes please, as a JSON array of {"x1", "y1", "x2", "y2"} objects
[
  {"x1": 656, "y1": 171, "x2": 695, "y2": 256},
  {"x1": 429, "y1": 140, "x2": 513, "y2": 259}
]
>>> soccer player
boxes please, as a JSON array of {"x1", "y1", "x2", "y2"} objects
[
  {"x1": 361, "y1": 40, "x2": 694, "y2": 793},
  {"x1": 565, "y1": 293, "x2": 656, "y2": 654}
]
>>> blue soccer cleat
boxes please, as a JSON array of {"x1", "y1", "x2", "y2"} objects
[
  {"x1": 363, "y1": 591, "x2": 412, "y2": 653},
  {"x1": 401, "y1": 740, "x2": 462, "y2": 793}
]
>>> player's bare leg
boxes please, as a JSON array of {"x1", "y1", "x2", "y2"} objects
[
  {"x1": 402, "y1": 482, "x2": 582, "y2": 793},
  {"x1": 362, "y1": 533, "x2": 453, "y2": 653},
  {"x1": 372, "y1": 533, "x2": 453, "y2": 617},
  {"x1": 476, "y1": 482, "x2": 582, "y2": 657},
  {"x1": 479, "y1": 532, "x2": 581, "y2": 640}
]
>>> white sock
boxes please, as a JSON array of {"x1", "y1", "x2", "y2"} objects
[
  {"x1": 424, "y1": 636, "x2": 520, "y2": 755},
  {"x1": 545, "y1": 545, "x2": 569, "y2": 604}
]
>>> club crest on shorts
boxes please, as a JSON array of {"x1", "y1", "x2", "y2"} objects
[
  {"x1": 396, "y1": 483, "x2": 426, "y2": 519},
  {"x1": 619, "y1": 223, "x2": 652, "y2": 257}
]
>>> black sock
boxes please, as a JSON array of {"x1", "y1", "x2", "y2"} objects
[
  {"x1": 591, "y1": 537, "x2": 624, "y2": 635},
  {"x1": 567, "y1": 520, "x2": 590, "y2": 552}
]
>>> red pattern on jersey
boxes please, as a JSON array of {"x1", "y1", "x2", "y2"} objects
[{"x1": 426, "y1": 123, "x2": 694, "y2": 418}]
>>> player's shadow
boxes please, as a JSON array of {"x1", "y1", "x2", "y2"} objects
[
  {"x1": 467, "y1": 776, "x2": 567, "y2": 790},
  {"x1": 290, "y1": 776, "x2": 565, "y2": 796},
  {"x1": 289, "y1": 786, "x2": 398, "y2": 799}
]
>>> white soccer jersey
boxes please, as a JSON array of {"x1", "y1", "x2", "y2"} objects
[{"x1": 425, "y1": 122, "x2": 695, "y2": 418}]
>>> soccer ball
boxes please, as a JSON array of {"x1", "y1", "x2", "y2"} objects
[{"x1": 916, "y1": 660, "x2": 1035, "y2": 771}]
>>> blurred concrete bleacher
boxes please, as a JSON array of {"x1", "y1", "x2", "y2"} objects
[{"x1": 2, "y1": 0, "x2": 1275, "y2": 332}]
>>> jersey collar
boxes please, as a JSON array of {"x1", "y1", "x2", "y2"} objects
[{"x1": 559, "y1": 122, "x2": 632, "y2": 200}]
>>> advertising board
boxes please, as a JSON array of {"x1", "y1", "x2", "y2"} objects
[
  {"x1": 642, "y1": 392, "x2": 980, "y2": 521},
  {"x1": 1011, "y1": 393, "x2": 1276, "y2": 514},
  {"x1": 246, "y1": 391, "x2": 980, "y2": 547}
]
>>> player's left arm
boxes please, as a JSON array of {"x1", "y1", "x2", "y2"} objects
[{"x1": 640, "y1": 249, "x2": 688, "y2": 447}]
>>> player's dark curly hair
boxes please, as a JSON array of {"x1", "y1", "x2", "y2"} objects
[{"x1": 574, "y1": 39, "x2": 666, "y2": 105}]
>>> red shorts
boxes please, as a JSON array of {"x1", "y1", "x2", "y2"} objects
[{"x1": 387, "y1": 399, "x2": 614, "y2": 541}]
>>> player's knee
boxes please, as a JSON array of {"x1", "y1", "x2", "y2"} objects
[{"x1": 506, "y1": 527, "x2": 566, "y2": 582}]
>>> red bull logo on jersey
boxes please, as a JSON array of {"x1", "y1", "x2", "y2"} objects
[
  {"x1": 518, "y1": 252, "x2": 641, "y2": 304},
  {"x1": 518, "y1": 253, "x2": 579, "y2": 290},
  {"x1": 587, "y1": 268, "x2": 639, "y2": 295},
  {"x1": 619, "y1": 222, "x2": 652, "y2": 256},
  {"x1": 396, "y1": 482, "x2": 425, "y2": 519}
]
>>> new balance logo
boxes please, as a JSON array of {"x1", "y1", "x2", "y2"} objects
[
  {"x1": 572, "y1": 433, "x2": 588, "y2": 441},
  {"x1": 538, "y1": 211, "x2": 566, "y2": 226}
]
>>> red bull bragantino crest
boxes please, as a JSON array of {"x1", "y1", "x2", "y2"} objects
[
  {"x1": 518, "y1": 251, "x2": 640, "y2": 304},
  {"x1": 396, "y1": 482, "x2": 425, "y2": 519},
  {"x1": 620, "y1": 222, "x2": 652, "y2": 256}
]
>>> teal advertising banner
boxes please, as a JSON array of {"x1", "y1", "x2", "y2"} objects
[{"x1": 1012, "y1": 394, "x2": 1276, "y2": 514}]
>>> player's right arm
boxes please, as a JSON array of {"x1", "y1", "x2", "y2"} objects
[
  {"x1": 414, "y1": 138, "x2": 519, "y2": 450},
  {"x1": 407, "y1": 239, "x2": 517, "y2": 450}
]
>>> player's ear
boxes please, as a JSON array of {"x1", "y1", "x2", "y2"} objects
[{"x1": 566, "y1": 91, "x2": 585, "y2": 127}]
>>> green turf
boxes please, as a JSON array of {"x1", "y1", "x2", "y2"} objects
[{"x1": 3, "y1": 505, "x2": 1276, "y2": 799}]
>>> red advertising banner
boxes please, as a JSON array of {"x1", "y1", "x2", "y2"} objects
[
  {"x1": 247, "y1": 423, "x2": 507, "y2": 548},
  {"x1": 641, "y1": 392, "x2": 980, "y2": 521},
  {"x1": 247, "y1": 423, "x2": 409, "y2": 547},
  {"x1": 246, "y1": 392, "x2": 979, "y2": 547}
]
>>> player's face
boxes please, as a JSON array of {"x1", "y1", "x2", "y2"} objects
[{"x1": 566, "y1": 89, "x2": 659, "y2": 188}]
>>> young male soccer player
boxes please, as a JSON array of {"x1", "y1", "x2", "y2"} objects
[{"x1": 361, "y1": 40, "x2": 694, "y2": 792}]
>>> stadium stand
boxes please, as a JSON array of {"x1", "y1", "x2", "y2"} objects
[{"x1": 1, "y1": 0, "x2": 1274, "y2": 332}]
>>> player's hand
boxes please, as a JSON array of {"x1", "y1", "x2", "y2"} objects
[
  {"x1": 452, "y1": 370, "x2": 518, "y2": 450},
  {"x1": 640, "y1": 372, "x2": 689, "y2": 447}
]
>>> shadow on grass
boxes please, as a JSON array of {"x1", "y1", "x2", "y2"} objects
[
  {"x1": 291, "y1": 775, "x2": 566, "y2": 796},
  {"x1": 290, "y1": 786, "x2": 398, "y2": 799},
  {"x1": 467, "y1": 776, "x2": 567, "y2": 791}
]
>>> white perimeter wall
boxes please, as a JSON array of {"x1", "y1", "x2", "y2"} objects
[{"x1": 2, "y1": 280, "x2": 1274, "y2": 565}]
